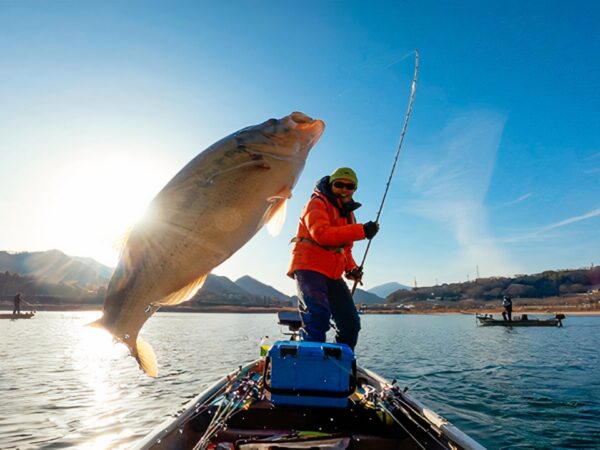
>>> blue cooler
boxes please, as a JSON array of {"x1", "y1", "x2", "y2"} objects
[{"x1": 265, "y1": 341, "x2": 356, "y2": 408}]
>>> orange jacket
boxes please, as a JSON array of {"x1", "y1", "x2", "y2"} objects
[{"x1": 288, "y1": 180, "x2": 366, "y2": 280}]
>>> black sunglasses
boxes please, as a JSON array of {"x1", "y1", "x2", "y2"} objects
[{"x1": 332, "y1": 181, "x2": 356, "y2": 190}]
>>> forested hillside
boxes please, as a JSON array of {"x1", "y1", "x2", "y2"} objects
[{"x1": 387, "y1": 267, "x2": 600, "y2": 303}]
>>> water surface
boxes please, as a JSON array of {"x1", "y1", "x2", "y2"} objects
[{"x1": 1, "y1": 312, "x2": 599, "y2": 449}]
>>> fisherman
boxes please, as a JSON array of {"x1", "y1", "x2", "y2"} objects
[
  {"x1": 502, "y1": 295, "x2": 513, "y2": 321},
  {"x1": 287, "y1": 167, "x2": 379, "y2": 351},
  {"x1": 13, "y1": 292, "x2": 23, "y2": 315}
]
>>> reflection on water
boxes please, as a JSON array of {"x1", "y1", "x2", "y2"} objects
[
  {"x1": 75, "y1": 325, "x2": 122, "y2": 396},
  {"x1": 1, "y1": 312, "x2": 599, "y2": 449}
]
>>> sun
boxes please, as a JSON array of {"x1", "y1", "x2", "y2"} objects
[{"x1": 44, "y1": 154, "x2": 171, "y2": 265}]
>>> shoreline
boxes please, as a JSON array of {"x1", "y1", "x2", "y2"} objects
[
  {"x1": 2, "y1": 305, "x2": 600, "y2": 316},
  {"x1": 3, "y1": 294, "x2": 599, "y2": 316}
]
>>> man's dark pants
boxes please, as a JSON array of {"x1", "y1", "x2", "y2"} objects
[{"x1": 294, "y1": 270, "x2": 361, "y2": 351}]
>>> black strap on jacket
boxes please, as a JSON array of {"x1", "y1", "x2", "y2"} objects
[{"x1": 290, "y1": 236, "x2": 344, "y2": 253}]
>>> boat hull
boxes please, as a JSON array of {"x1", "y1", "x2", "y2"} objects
[
  {"x1": 0, "y1": 312, "x2": 35, "y2": 320},
  {"x1": 132, "y1": 360, "x2": 485, "y2": 450},
  {"x1": 476, "y1": 314, "x2": 564, "y2": 327}
]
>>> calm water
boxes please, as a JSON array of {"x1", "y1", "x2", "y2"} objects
[{"x1": 1, "y1": 312, "x2": 599, "y2": 449}]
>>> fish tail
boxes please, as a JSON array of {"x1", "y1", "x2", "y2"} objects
[
  {"x1": 85, "y1": 317, "x2": 157, "y2": 377},
  {"x1": 133, "y1": 336, "x2": 158, "y2": 378}
]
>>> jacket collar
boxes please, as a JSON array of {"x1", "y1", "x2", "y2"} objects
[{"x1": 314, "y1": 176, "x2": 361, "y2": 217}]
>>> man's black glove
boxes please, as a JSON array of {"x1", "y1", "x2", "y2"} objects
[
  {"x1": 345, "y1": 267, "x2": 364, "y2": 284},
  {"x1": 363, "y1": 221, "x2": 379, "y2": 240}
]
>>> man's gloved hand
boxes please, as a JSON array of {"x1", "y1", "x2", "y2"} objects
[
  {"x1": 363, "y1": 221, "x2": 379, "y2": 240},
  {"x1": 345, "y1": 266, "x2": 364, "y2": 284}
]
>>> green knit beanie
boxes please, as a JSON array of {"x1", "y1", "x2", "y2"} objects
[{"x1": 329, "y1": 167, "x2": 358, "y2": 187}]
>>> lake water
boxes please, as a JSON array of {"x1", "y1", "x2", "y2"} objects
[{"x1": 1, "y1": 312, "x2": 599, "y2": 449}]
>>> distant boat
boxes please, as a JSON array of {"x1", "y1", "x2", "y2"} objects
[
  {"x1": 476, "y1": 313, "x2": 565, "y2": 327},
  {"x1": 0, "y1": 311, "x2": 36, "y2": 320}
]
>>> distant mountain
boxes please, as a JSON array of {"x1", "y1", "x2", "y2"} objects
[
  {"x1": 190, "y1": 274, "x2": 288, "y2": 307},
  {"x1": 1, "y1": 249, "x2": 394, "y2": 308},
  {"x1": 0, "y1": 270, "x2": 103, "y2": 303},
  {"x1": 0, "y1": 250, "x2": 292, "y2": 308},
  {"x1": 4, "y1": 249, "x2": 598, "y2": 310},
  {"x1": 353, "y1": 288, "x2": 385, "y2": 305},
  {"x1": 201, "y1": 274, "x2": 250, "y2": 296},
  {"x1": 0, "y1": 250, "x2": 110, "y2": 289},
  {"x1": 189, "y1": 274, "x2": 251, "y2": 305},
  {"x1": 368, "y1": 282, "x2": 410, "y2": 298},
  {"x1": 235, "y1": 275, "x2": 292, "y2": 303},
  {"x1": 72, "y1": 256, "x2": 114, "y2": 279}
]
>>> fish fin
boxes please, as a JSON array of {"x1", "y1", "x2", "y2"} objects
[
  {"x1": 265, "y1": 187, "x2": 292, "y2": 236},
  {"x1": 265, "y1": 198, "x2": 288, "y2": 236},
  {"x1": 145, "y1": 304, "x2": 162, "y2": 315},
  {"x1": 135, "y1": 336, "x2": 158, "y2": 377},
  {"x1": 157, "y1": 273, "x2": 209, "y2": 306},
  {"x1": 87, "y1": 318, "x2": 104, "y2": 328}
]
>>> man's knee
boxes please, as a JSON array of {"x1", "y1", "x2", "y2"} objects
[
  {"x1": 299, "y1": 294, "x2": 331, "y2": 343},
  {"x1": 301, "y1": 309, "x2": 330, "y2": 342}
]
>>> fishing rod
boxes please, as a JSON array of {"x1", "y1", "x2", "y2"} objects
[{"x1": 352, "y1": 49, "x2": 419, "y2": 295}]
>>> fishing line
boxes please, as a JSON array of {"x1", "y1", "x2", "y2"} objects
[
  {"x1": 352, "y1": 49, "x2": 419, "y2": 295},
  {"x1": 383, "y1": 50, "x2": 417, "y2": 70}
]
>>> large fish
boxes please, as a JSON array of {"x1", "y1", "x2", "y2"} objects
[{"x1": 92, "y1": 112, "x2": 325, "y2": 376}]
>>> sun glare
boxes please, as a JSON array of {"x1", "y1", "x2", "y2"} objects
[
  {"x1": 70, "y1": 313, "x2": 125, "y2": 386},
  {"x1": 70, "y1": 313, "x2": 137, "y2": 449},
  {"x1": 44, "y1": 155, "x2": 170, "y2": 265}
]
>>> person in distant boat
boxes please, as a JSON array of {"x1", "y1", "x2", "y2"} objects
[
  {"x1": 13, "y1": 292, "x2": 23, "y2": 315},
  {"x1": 287, "y1": 167, "x2": 379, "y2": 351},
  {"x1": 502, "y1": 295, "x2": 513, "y2": 321}
]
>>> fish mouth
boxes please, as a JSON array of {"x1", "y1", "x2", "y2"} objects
[
  {"x1": 290, "y1": 111, "x2": 316, "y2": 124},
  {"x1": 238, "y1": 112, "x2": 326, "y2": 161},
  {"x1": 289, "y1": 111, "x2": 326, "y2": 136}
]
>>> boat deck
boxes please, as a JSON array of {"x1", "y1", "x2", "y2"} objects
[
  {"x1": 188, "y1": 400, "x2": 421, "y2": 450},
  {"x1": 133, "y1": 362, "x2": 484, "y2": 450}
]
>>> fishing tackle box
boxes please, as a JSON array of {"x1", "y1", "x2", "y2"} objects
[{"x1": 264, "y1": 340, "x2": 356, "y2": 408}]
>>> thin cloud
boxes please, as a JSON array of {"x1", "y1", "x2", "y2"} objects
[
  {"x1": 583, "y1": 167, "x2": 600, "y2": 174},
  {"x1": 406, "y1": 110, "x2": 506, "y2": 205},
  {"x1": 496, "y1": 193, "x2": 533, "y2": 208},
  {"x1": 403, "y1": 109, "x2": 519, "y2": 276},
  {"x1": 583, "y1": 151, "x2": 600, "y2": 174},
  {"x1": 502, "y1": 206, "x2": 600, "y2": 243}
]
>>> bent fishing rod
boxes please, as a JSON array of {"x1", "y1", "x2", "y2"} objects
[{"x1": 352, "y1": 49, "x2": 419, "y2": 295}]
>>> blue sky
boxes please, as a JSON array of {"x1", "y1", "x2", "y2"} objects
[{"x1": 1, "y1": 1, "x2": 599, "y2": 295}]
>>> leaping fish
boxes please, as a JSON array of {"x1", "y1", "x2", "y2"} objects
[{"x1": 92, "y1": 112, "x2": 325, "y2": 376}]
